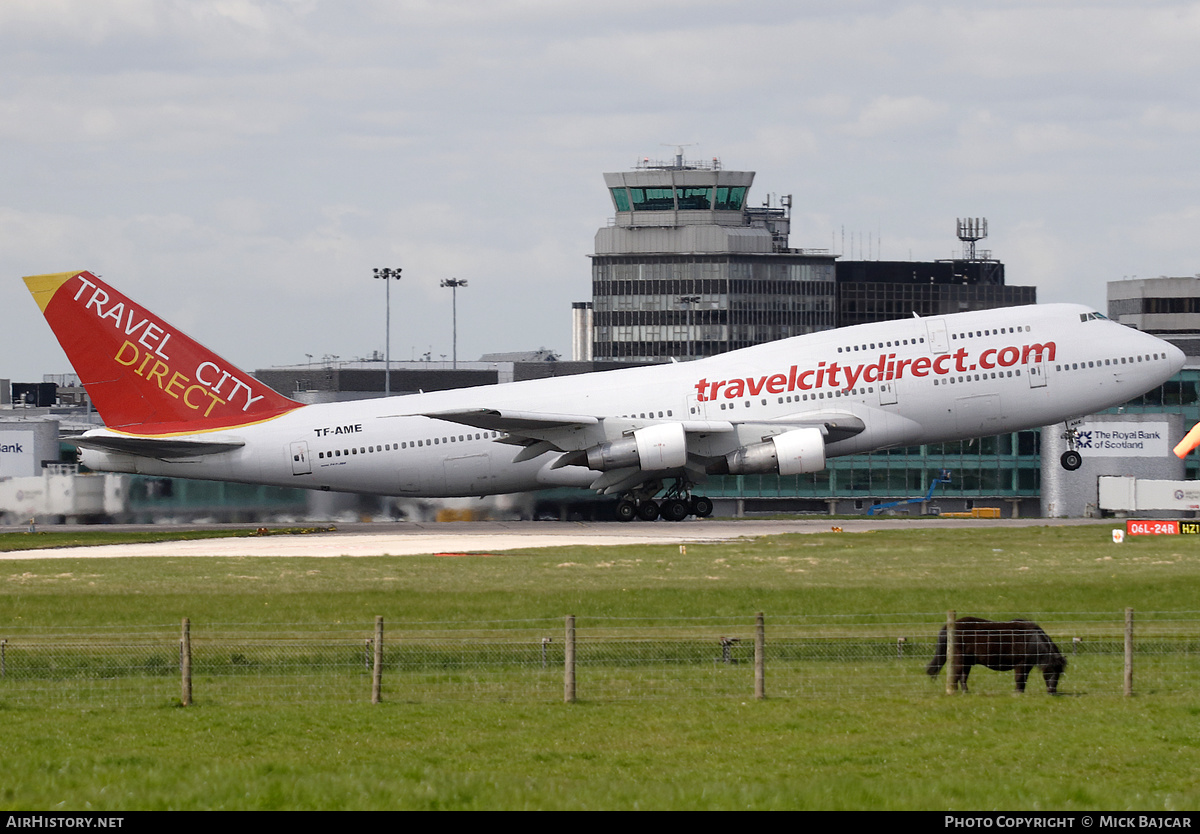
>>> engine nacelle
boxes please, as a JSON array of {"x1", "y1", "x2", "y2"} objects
[
  {"x1": 585, "y1": 423, "x2": 688, "y2": 472},
  {"x1": 725, "y1": 427, "x2": 826, "y2": 476}
]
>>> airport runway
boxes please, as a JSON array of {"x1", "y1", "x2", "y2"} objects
[{"x1": 0, "y1": 517, "x2": 1109, "y2": 560}]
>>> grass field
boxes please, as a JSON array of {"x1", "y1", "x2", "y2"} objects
[{"x1": 1, "y1": 523, "x2": 1199, "y2": 810}]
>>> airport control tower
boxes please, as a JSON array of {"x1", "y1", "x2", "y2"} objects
[{"x1": 588, "y1": 153, "x2": 836, "y2": 362}]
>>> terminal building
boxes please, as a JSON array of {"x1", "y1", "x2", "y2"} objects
[
  {"x1": 582, "y1": 158, "x2": 1035, "y2": 362},
  {"x1": 1101, "y1": 275, "x2": 1200, "y2": 486},
  {"x1": 835, "y1": 257, "x2": 1034, "y2": 327},
  {"x1": 1108, "y1": 275, "x2": 1200, "y2": 360}
]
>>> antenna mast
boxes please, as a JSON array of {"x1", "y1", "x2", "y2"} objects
[{"x1": 956, "y1": 217, "x2": 988, "y2": 261}]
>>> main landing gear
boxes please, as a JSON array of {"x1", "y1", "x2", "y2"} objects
[
  {"x1": 1060, "y1": 423, "x2": 1083, "y2": 471},
  {"x1": 614, "y1": 481, "x2": 713, "y2": 522}
]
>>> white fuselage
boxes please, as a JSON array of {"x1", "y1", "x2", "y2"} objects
[{"x1": 79, "y1": 304, "x2": 1186, "y2": 497}]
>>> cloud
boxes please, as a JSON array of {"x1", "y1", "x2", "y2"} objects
[
  {"x1": 841, "y1": 96, "x2": 949, "y2": 138},
  {"x1": 4, "y1": 1, "x2": 1200, "y2": 381}
]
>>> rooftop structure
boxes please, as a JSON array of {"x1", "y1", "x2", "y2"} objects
[{"x1": 835, "y1": 217, "x2": 1033, "y2": 327}]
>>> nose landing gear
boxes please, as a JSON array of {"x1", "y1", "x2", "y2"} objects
[{"x1": 1061, "y1": 423, "x2": 1083, "y2": 471}]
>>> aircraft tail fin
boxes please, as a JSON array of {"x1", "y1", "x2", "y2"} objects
[
  {"x1": 1174, "y1": 421, "x2": 1200, "y2": 459},
  {"x1": 24, "y1": 270, "x2": 301, "y2": 434}
]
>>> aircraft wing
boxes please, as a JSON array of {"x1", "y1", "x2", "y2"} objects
[
  {"x1": 764, "y1": 412, "x2": 866, "y2": 443},
  {"x1": 418, "y1": 407, "x2": 865, "y2": 461},
  {"x1": 413, "y1": 408, "x2": 601, "y2": 432},
  {"x1": 65, "y1": 434, "x2": 246, "y2": 459}
]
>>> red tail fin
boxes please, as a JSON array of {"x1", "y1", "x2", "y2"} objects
[
  {"x1": 24, "y1": 270, "x2": 301, "y2": 433},
  {"x1": 1175, "y1": 421, "x2": 1200, "y2": 458}
]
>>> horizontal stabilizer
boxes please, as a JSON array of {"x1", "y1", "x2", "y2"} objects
[{"x1": 66, "y1": 433, "x2": 245, "y2": 459}]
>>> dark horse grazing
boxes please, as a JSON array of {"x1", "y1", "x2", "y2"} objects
[{"x1": 926, "y1": 617, "x2": 1066, "y2": 693}]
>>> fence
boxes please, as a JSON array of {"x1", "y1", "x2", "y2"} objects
[{"x1": 1, "y1": 611, "x2": 1198, "y2": 707}]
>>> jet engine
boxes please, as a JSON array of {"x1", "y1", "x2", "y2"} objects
[
  {"x1": 724, "y1": 427, "x2": 826, "y2": 476},
  {"x1": 585, "y1": 423, "x2": 688, "y2": 472}
]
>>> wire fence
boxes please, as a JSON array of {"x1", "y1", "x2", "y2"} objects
[{"x1": 1, "y1": 611, "x2": 1198, "y2": 707}]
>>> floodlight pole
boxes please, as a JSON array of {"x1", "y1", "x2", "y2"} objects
[
  {"x1": 440, "y1": 278, "x2": 468, "y2": 369},
  {"x1": 374, "y1": 267, "x2": 402, "y2": 395}
]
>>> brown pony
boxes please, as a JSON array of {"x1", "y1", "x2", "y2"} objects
[{"x1": 926, "y1": 617, "x2": 1066, "y2": 694}]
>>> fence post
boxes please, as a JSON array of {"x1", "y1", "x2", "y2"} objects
[
  {"x1": 1, "y1": 639, "x2": 6, "y2": 679},
  {"x1": 1124, "y1": 607, "x2": 1134, "y2": 697},
  {"x1": 181, "y1": 617, "x2": 192, "y2": 707},
  {"x1": 946, "y1": 610, "x2": 957, "y2": 694},
  {"x1": 372, "y1": 616, "x2": 384, "y2": 704},
  {"x1": 754, "y1": 612, "x2": 765, "y2": 700},
  {"x1": 564, "y1": 615, "x2": 576, "y2": 703}
]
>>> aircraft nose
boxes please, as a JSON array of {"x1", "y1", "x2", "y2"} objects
[{"x1": 1167, "y1": 341, "x2": 1187, "y2": 374}]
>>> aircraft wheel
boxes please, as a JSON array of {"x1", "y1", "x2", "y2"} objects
[
  {"x1": 615, "y1": 499, "x2": 637, "y2": 522},
  {"x1": 661, "y1": 499, "x2": 689, "y2": 522},
  {"x1": 1060, "y1": 450, "x2": 1082, "y2": 471},
  {"x1": 690, "y1": 495, "x2": 714, "y2": 518},
  {"x1": 636, "y1": 501, "x2": 660, "y2": 521}
]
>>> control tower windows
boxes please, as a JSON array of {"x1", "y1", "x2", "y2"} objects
[
  {"x1": 630, "y1": 187, "x2": 675, "y2": 211},
  {"x1": 677, "y1": 187, "x2": 713, "y2": 210},
  {"x1": 714, "y1": 186, "x2": 747, "y2": 211},
  {"x1": 619, "y1": 185, "x2": 746, "y2": 212}
]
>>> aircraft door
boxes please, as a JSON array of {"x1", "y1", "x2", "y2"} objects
[
  {"x1": 289, "y1": 441, "x2": 312, "y2": 475},
  {"x1": 1027, "y1": 361, "x2": 1047, "y2": 388},
  {"x1": 926, "y1": 319, "x2": 949, "y2": 354},
  {"x1": 686, "y1": 394, "x2": 715, "y2": 420},
  {"x1": 878, "y1": 380, "x2": 898, "y2": 406}
]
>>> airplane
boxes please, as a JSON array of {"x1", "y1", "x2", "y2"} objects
[{"x1": 22, "y1": 270, "x2": 1188, "y2": 521}]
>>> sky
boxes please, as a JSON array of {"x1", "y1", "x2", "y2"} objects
[{"x1": 3, "y1": 0, "x2": 1200, "y2": 383}]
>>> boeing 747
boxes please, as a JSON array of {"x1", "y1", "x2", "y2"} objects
[{"x1": 23, "y1": 270, "x2": 1186, "y2": 521}]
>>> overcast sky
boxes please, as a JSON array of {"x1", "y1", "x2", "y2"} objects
[{"x1": 4, "y1": 0, "x2": 1200, "y2": 383}]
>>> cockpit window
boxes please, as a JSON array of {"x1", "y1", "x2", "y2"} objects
[{"x1": 1080, "y1": 311, "x2": 1108, "y2": 322}]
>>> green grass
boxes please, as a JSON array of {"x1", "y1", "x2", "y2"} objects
[
  {"x1": 1, "y1": 524, "x2": 1199, "y2": 809},
  {"x1": 1, "y1": 697, "x2": 1198, "y2": 810},
  {"x1": 1, "y1": 524, "x2": 1196, "y2": 623}
]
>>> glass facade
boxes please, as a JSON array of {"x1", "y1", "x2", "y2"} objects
[
  {"x1": 702, "y1": 430, "x2": 1043, "y2": 502},
  {"x1": 1110, "y1": 297, "x2": 1200, "y2": 316},
  {"x1": 838, "y1": 282, "x2": 1036, "y2": 327},
  {"x1": 592, "y1": 255, "x2": 836, "y2": 361},
  {"x1": 610, "y1": 185, "x2": 747, "y2": 213}
]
